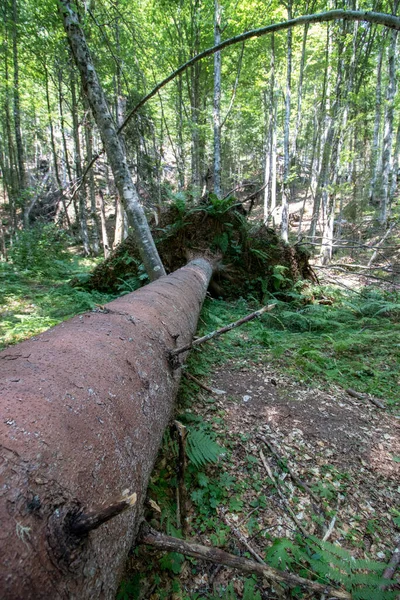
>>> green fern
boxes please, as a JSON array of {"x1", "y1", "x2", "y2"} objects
[
  {"x1": 186, "y1": 427, "x2": 224, "y2": 468},
  {"x1": 299, "y1": 537, "x2": 396, "y2": 599},
  {"x1": 210, "y1": 578, "x2": 261, "y2": 600}
]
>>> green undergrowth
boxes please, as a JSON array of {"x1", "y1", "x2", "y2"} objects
[
  {"x1": 0, "y1": 232, "x2": 115, "y2": 349},
  {"x1": 189, "y1": 284, "x2": 400, "y2": 407},
  {"x1": 119, "y1": 281, "x2": 399, "y2": 599}
]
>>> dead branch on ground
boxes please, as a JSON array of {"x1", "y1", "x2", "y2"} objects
[
  {"x1": 346, "y1": 388, "x2": 385, "y2": 409},
  {"x1": 170, "y1": 304, "x2": 275, "y2": 363},
  {"x1": 138, "y1": 523, "x2": 352, "y2": 599}
]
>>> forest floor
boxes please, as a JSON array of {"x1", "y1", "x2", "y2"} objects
[
  {"x1": 1, "y1": 223, "x2": 399, "y2": 599},
  {"x1": 124, "y1": 269, "x2": 400, "y2": 600}
]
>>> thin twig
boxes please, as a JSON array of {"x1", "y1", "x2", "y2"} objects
[
  {"x1": 368, "y1": 223, "x2": 396, "y2": 267},
  {"x1": 380, "y1": 536, "x2": 400, "y2": 589},
  {"x1": 183, "y1": 372, "x2": 226, "y2": 395},
  {"x1": 171, "y1": 304, "x2": 275, "y2": 358},
  {"x1": 257, "y1": 435, "x2": 321, "y2": 505},
  {"x1": 322, "y1": 498, "x2": 341, "y2": 542},
  {"x1": 220, "y1": 509, "x2": 265, "y2": 565},
  {"x1": 259, "y1": 449, "x2": 309, "y2": 537},
  {"x1": 173, "y1": 421, "x2": 188, "y2": 536}
]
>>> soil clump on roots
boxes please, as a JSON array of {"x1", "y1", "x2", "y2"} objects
[{"x1": 81, "y1": 200, "x2": 315, "y2": 297}]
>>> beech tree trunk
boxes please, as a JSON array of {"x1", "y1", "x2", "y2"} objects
[
  {"x1": 0, "y1": 259, "x2": 212, "y2": 599},
  {"x1": 281, "y1": 0, "x2": 292, "y2": 244},
  {"x1": 380, "y1": 28, "x2": 398, "y2": 225},
  {"x1": 60, "y1": 0, "x2": 165, "y2": 280},
  {"x1": 213, "y1": 0, "x2": 222, "y2": 199}
]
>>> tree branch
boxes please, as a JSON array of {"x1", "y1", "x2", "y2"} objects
[
  {"x1": 170, "y1": 304, "x2": 275, "y2": 361},
  {"x1": 138, "y1": 523, "x2": 352, "y2": 599},
  {"x1": 77, "y1": 10, "x2": 400, "y2": 188},
  {"x1": 120, "y1": 10, "x2": 400, "y2": 136}
]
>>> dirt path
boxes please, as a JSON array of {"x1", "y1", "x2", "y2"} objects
[{"x1": 173, "y1": 360, "x2": 399, "y2": 597}]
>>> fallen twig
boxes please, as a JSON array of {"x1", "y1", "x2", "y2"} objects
[
  {"x1": 380, "y1": 536, "x2": 400, "y2": 590},
  {"x1": 138, "y1": 523, "x2": 351, "y2": 599},
  {"x1": 322, "y1": 498, "x2": 341, "y2": 542},
  {"x1": 172, "y1": 421, "x2": 188, "y2": 536},
  {"x1": 259, "y1": 449, "x2": 309, "y2": 537},
  {"x1": 183, "y1": 372, "x2": 226, "y2": 395},
  {"x1": 170, "y1": 304, "x2": 275, "y2": 359},
  {"x1": 368, "y1": 223, "x2": 396, "y2": 267},
  {"x1": 346, "y1": 388, "x2": 385, "y2": 409},
  {"x1": 219, "y1": 509, "x2": 265, "y2": 565},
  {"x1": 258, "y1": 435, "x2": 320, "y2": 505}
]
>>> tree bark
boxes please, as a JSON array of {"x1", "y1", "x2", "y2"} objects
[
  {"x1": 213, "y1": 0, "x2": 222, "y2": 199},
  {"x1": 12, "y1": 0, "x2": 26, "y2": 197},
  {"x1": 281, "y1": 0, "x2": 293, "y2": 244},
  {"x1": 380, "y1": 28, "x2": 398, "y2": 225},
  {"x1": 368, "y1": 42, "x2": 384, "y2": 205},
  {"x1": 59, "y1": 0, "x2": 165, "y2": 280},
  {"x1": 70, "y1": 70, "x2": 91, "y2": 255},
  {"x1": 84, "y1": 105, "x2": 101, "y2": 255},
  {"x1": 0, "y1": 259, "x2": 212, "y2": 599}
]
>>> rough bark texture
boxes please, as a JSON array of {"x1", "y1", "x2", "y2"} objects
[{"x1": 0, "y1": 259, "x2": 212, "y2": 600}]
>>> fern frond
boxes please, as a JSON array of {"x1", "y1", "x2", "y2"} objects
[{"x1": 186, "y1": 427, "x2": 224, "y2": 468}]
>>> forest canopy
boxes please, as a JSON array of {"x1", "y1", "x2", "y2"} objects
[{"x1": 1, "y1": 0, "x2": 399, "y2": 265}]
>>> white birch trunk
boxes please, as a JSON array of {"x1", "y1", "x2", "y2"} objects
[
  {"x1": 264, "y1": 34, "x2": 275, "y2": 223},
  {"x1": 368, "y1": 43, "x2": 384, "y2": 205}
]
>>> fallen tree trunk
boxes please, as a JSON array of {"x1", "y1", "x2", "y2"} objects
[{"x1": 0, "y1": 259, "x2": 212, "y2": 599}]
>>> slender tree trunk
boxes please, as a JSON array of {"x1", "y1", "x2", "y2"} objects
[
  {"x1": 59, "y1": 0, "x2": 165, "y2": 279},
  {"x1": 213, "y1": 0, "x2": 222, "y2": 199},
  {"x1": 41, "y1": 64, "x2": 72, "y2": 230},
  {"x1": 380, "y1": 29, "x2": 398, "y2": 225},
  {"x1": 84, "y1": 107, "x2": 100, "y2": 255},
  {"x1": 281, "y1": 0, "x2": 292, "y2": 243},
  {"x1": 176, "y1": 75, "x2": 186, "y2": 189},
  {"x1": 264, "y1": 34, "x2": 275, "y2": 224},
  {"x1": 12, "y1": 0, "x2": 26, "y2": 198},
  {"x1": 98, "y1": 189, "x2": 111, "y2": 258},
  {"x1": 321, "y1": 21, "x2": 357, "y2": 263},
  {"x1": 390, "y1": 122, "x2": 400, "y2": 205},
  {"x1": 57, "y1": 68, "x2": 74, "y2": 190},
  {"x1": 292, "y1": 22, "x2": 309, "y2": 162},
  {"x1": 2, "y1": 8, "x2": 18, "y2": 234},
  {"x1": 189, "y1": 0, "x2": 202, "y2": 193},
  {"x1": 368, "y1": 43, "x2": 384, "y2": 205},
  {"x1": 70, "y1": 69, "x2": 91, "y2": 254},
  {"x1": 310, "y1": 25, "x2": 332, "y2": 241},
  {"x1": 113, "y1": 15, "x2": 129, "y2": 249}
]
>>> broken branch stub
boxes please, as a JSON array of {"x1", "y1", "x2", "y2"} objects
[{"x1": 0, "y1": 259, "x2": 212, "y2": 599}]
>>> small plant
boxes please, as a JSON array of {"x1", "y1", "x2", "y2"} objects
[
  {"x1": 186, "y1": 426, "x2": 224, "y2": 468},
  {"x1": 264, "y1": 535, "x2": 398, "y2": 599}
]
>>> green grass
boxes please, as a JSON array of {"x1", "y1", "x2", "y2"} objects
[
  {"x1": 191, "y1": 287, "x2": 400, "y2": 408},
  {"x1": 0, "y1": 254, "x2": 115, "y2": 350}
]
